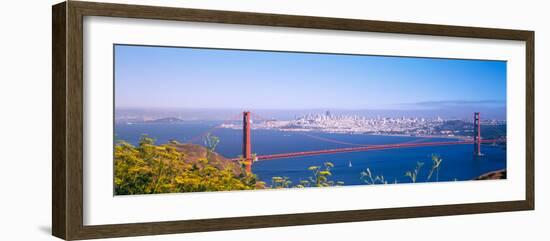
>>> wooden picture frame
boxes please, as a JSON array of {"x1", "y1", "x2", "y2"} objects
[{"x1": 52, "y1": 1, "x2": 534, "y2": 240}]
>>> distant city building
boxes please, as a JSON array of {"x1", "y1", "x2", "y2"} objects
[{"x1": 219, "y1": 111, "x2": 506, "y2": 139}]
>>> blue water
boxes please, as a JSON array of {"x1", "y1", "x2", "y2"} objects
[{"x1": 115, "y1": 122, "x2": 506, "y2": 186}]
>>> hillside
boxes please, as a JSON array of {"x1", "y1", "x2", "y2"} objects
[
  {"x1": 114, "y1": 137, "x2": 257, "y2": 195},
  {"x1": 172, "y1": 143, "x2": 245, "y2": 176},
  {"x1": 476, "y1": 169, "x2": 507, "y2": 180}
]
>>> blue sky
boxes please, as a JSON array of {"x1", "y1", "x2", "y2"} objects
[{"x1": 115, "y1": 44, "x2": 506, "y2": 116}]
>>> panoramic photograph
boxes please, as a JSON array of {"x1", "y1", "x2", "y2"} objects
[{"x1": 113, "y1": 44, "x2": 507, "y2": 195}]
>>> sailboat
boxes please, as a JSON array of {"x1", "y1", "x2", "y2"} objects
[{"x1": 348, "y1": 160, "x2": 352, "y2": 168}]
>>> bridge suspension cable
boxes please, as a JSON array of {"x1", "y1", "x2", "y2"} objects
[
  {"x1": 297, "y1": 132, "x2": 432, "y2": 146},
  {"x1": 297, "y1": 132, "x2": 373, "y2": 147},
  {"x1": 483, "y1": 124, "x2": 507, "y2": 138},
  {"x1": 185, "y1": 112, "x2": 242, "y2": 144}
]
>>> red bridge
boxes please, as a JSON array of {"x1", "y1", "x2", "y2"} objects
[
  {"x1": 191, "y1": 111, "x2": 505, "y2": 173},
  {"x1": 236, "y1": 139, "x2": 503, "y2": 162}
]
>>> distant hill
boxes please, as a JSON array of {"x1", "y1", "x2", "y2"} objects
[{"x1": 144, "y1": 117, "x2": 185, "y2": 123}]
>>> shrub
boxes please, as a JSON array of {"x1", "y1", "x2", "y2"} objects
[{"x1": 114, "y1": 135, "x2": 258, "y2": 195}]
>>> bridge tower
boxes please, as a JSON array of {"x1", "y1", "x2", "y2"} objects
[
  {"x1": 243, "y1": 111, "x2": 252, "y2": 173},
  {"x1": 474, "y1": 112, "x2": 482, "y2": 156}
]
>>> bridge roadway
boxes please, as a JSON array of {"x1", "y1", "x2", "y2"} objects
[{"x1": 230, "y1": 139, "x2": 504, "y2": 161}]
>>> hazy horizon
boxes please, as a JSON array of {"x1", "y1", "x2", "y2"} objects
[{"x1": 115, "y1": 106, "x2": 506, "y2": 121}]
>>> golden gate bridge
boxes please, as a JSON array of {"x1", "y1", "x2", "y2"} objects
[{"x1": 187, "y1": 111, "x2": 506, "y2": 173}]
